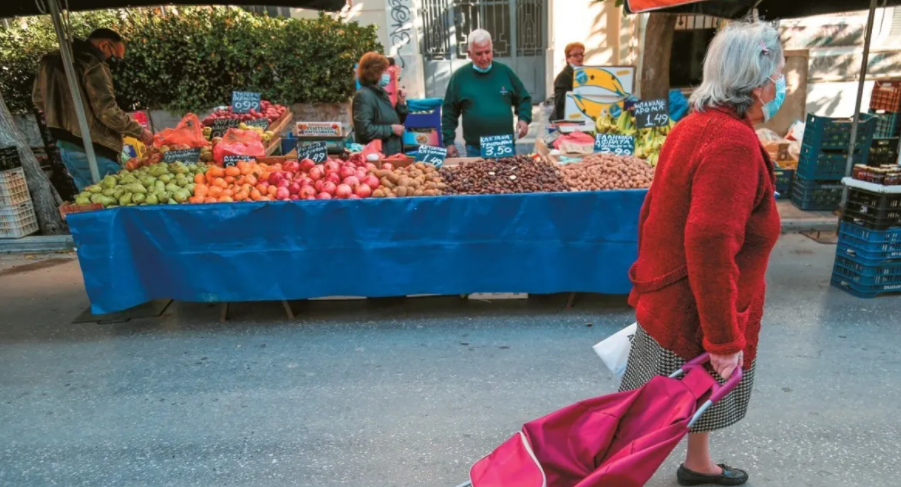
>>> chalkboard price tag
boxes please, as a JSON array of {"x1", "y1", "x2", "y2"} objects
[
  {"x1": 245, "y1": 118, "x2": 270, "y2": 130},
  {"x1": 480, "y1": 134, "x2": 515, "y2": 159},
  {"x1": 296, "y1": 141, "x2": 328, "y2": 164},
  {"x1": 231, "y1": 91, "x2": 261, "y2": 114},
  {"x1": 633, "y1": 99, "x2": 669, "y2": 129},
  {"x1": 210, "y1": 118, "x2": 240, "y2": 138},
  {"x1": 162, "y1": 148, "x2": 201, "y2": 163},
  {"x1": 593, "y1": 134, "x2": 635, "y2": 156},
  {"x1": 222, "y1": 155, "x2": 255, "y2": 167},
  {"x1": 415, "y1": 145, "x2": 447, "y2": 168}
]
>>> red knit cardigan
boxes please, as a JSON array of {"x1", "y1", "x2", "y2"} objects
[{"x1": 629, "y1": 106, "x2": 781, "y2": 366}]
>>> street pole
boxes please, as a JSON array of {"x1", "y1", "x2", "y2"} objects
[
  {"x1": 46, "y1": 0, "x2": 102, "y2": 185},
  {"x1": 842, "y1": 0, "x2": 878, "y2": 205}
]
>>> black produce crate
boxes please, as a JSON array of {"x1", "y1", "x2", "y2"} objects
[
  {"x1": 790, "y1": 176, "x2": 843, "y2": 211},
  {"x1": 797, "y1": 145, "x2": 864, "y2": 180},
  {"x1": 842, "y1": 206, "x2": 901, "y2": 230},
  {"x1": 0, "y1": 146, "x2": 20, "y2": 171},
  {"x1": 802, "y1": 113, "x2": 875, "y2": 153},
  {"x1": 774, "y1": 168, "x2": 794, "y2": 199},
  {"x1": 869, "y1": 138, "x2": 899, "y2": 166}
]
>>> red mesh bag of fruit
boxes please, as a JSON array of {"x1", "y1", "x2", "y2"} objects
[
  {"x1": 212, "y1": 128, "x2": 266, "y2": 166},
  {"x1": 153, "y1": 113, "x2": 208, "y2": 149}
]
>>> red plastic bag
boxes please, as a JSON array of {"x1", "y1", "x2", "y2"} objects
[
  {"x1": 154, "y1": 113, "x2": 208, "y2": 149},
  {"x1": 212, "y1": 128, "x2": 266, "y2": 166},
  {"x1": 360, "y1": 140, "x2": 384, "y2": 160}
]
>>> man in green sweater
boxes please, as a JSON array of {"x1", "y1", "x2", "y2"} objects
[{"x1": 442, "y1": 29, "x2": 533, "y2": 158}]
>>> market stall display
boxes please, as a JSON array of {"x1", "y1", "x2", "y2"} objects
[
  {"x1": 595, "y1": 111, "x2": 675, "y2": 166},
  {"x1": 72, "y1": 162, "x2": 209, "y2": 208},
  {"x1": 439, "y1": 155, "x2": 568, "y2": 195},
  {"x1": 559, "y1": 153, "x2": 655, "y2": 191},
  {"x1": 370, "y1": 162, "x2": 446, "y2": 198}
]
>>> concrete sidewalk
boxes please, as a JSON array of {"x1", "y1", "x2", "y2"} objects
[{"x1": 0, "y1": 235, "x2": 898, "y2": 486}]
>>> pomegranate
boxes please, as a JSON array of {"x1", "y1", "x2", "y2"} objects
[
  {"x1": 362, "y1": 175, "x2": 380, "y2": 189},
  {"x1": 348, "y1": 194, "x2": 361, "y2": 199},
  {"x1": 317, "y1": 192, "x2": 332, "y2": 200},
  {"x1": 342, "y1": 176, "x2": 360, "y2": 188},
  {"x1": 268, "y1": 172, "x2": 283, "y2": 185},
  {"x1": 283, "y1": 160, "x2": 300, "y2": 173},
  {"x1": 288, "y1": 181, "x2": 302, "y2": 194},
  {"x1": 309, "y1": 166, "x2": 324, "y2": 181},
  {"x1": 299, "y1": 159, "x2": 316, "y2": 172},
  {"x1": 335, "y1": 184, "x2": 353, "y2": 199},
  {"x1": 276, "y1": 178, "x2": 291, "y2": 189},
  {"x1": 382, "y1": 163, "x2": 394, "y2": 171},
  {"x1": 300, "y1": 186, "x2": 317, "y2": 199},
  {"x1": 355, "y1": 183, "x2": 372, "y2": 198},
  {"x1": 276, "y1": 187, "x2": 290, "y2": 200},
  {"x1": 314, "y1": 180, "x2": 325, "y2": 192},
  {"x1": 288, "y1": 194, "x2": 300, "y2": 201},
  {"x1": 324, "y1": 161, "x2": 340, "y2": 174},
  {"x1": 339, "y1": 166, "x2": 356, "y2": 180},
  {"x1": 322, "y1": 182, "x2": 337, "y2": 195},
  {"x1": 325, "y1": 173, "x2": 341, "y2": 185}
]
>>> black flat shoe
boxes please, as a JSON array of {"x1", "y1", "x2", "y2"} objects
[{"x1": 677, "y1": 464, "x2": 749, "y2": 486}]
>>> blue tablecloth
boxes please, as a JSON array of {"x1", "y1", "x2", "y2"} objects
[{"x1": 69, "y1": 190, "x2": 646, "y2": 314}]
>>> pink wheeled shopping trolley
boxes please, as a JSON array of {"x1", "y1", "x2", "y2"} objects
[{"x1": 455, "y1": 353, "x2": 742, "y2": 487}]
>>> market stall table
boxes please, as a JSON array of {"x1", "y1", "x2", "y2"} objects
[{"x1": 68, "y1": 190, "x2": 646, "y2": 314}]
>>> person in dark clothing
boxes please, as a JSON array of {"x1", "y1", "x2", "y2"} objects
[
  {"x1": 552, "y1": 42, "x2": 586, "y2": 121},
  {"x1": 352, "y1": 52, "x2": 409, "y2": 156},
  {"x1": 33, "y1": 28, "x2": 152, "y2": 190}
]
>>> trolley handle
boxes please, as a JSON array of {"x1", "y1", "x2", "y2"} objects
[{"x1": 676, "y1": 353, "x2": 744, "y2": 429}]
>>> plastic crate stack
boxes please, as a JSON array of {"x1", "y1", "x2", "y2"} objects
[
  {"x1": 0, "y1": 146, "x2": 39, "y2": 239},
  {"x1": 792, "y1": 114, "x2": 875, "y2": 211},
  {"x1": 832, "y1": 188, "x2": 901, "y2": 298},
  {"x1": 774, "y1": 166, "x2": 794, "y2": 200},
  {"x1": 868, "y1": 80, "x2": 901, "y2": 167}
]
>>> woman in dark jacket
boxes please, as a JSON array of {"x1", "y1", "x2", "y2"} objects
[
  {"x1": 552, "y1": 42, "x2": 585, "y2": 121},
  {"x1": 352, "y1": 52, "x2": 408, "y2": 156},
  {"x1": 621, "y1": 21, "x2": 785, "y2": 486}
]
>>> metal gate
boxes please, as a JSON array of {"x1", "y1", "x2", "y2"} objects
[{"x1": 421, "y1": 0, "x2": 547, "y2": 101}]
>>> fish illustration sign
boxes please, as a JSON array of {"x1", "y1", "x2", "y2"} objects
[{"x1": 564, "y1": 66, "x2": 635, "y2": 126}]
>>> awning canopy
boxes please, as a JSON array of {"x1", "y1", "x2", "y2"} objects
[
  {"x1": 1, "y1": 0, "x2": 346, "y2": 18},
  {"x1": 625, "y1": 0, "x2": 901, "y2": 19}
]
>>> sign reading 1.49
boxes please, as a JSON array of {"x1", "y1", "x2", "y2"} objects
[
  {"x1": 231, "y1": 91, "x2": 261, "y2": 114},
  {"x1": 480, "y1": 134, "x2": 515, "y2": 159},
  {"x1": 416, "y1": 145, "x2": 447, "y2": 168},
  {"x1": 633, "y1": 98, "x2": 669, "y2": 129}
]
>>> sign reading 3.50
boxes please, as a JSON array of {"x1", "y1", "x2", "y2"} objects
[{"x1": 480, "y1": 134, "x2": 515, "y2": 159}]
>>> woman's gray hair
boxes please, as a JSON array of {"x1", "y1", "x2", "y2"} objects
[
  {"x1": 468, "y1": 29, "x2": 493, "y2": 48},
  {"x1": 689, "y1": 20, "x2": 784, "y2": 117}
]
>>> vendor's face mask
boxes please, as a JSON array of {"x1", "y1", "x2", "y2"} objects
[
  {"x1": 473, "y1": 63, "x2": 493, "y2": 74},
  {"x1": 380, "y1": 73, "x2": 391, "y2": 87},
  {"x1": 762, "y1": 74, "x2": 786, "y2": 122}
]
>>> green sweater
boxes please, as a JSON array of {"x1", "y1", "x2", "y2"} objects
[{"x1": 442, "y1": 62, "x2": 532, "y2": 148}]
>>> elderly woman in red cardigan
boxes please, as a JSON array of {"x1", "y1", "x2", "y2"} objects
[{"x1": 619, "y1": 20, "x2": 785, "y2": 487}]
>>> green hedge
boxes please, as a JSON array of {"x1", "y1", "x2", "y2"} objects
[{"x1": 0, "y1": 7, "x2": 381, "y2": 114}]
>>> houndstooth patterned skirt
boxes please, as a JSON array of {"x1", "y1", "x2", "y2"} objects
[{"x1": 618, "y1": 324, "x2": 756, "y2": 433}]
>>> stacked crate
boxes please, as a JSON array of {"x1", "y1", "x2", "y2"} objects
[
  {"x1": 868, "y1": 80, "x2": 901, "y2": 167},
  {"x1": 792, "y1": 114, "x2": 875, "y2": 211},
  {"x1": 0, "y1": 147, "x2": 39, "y2": 239},
  {"x1": 832, "y1": 188, "x2": 901, "y2": 298}
]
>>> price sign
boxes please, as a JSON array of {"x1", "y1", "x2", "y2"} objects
[
  {"x1": 415, "y1": 145, "x2": 447, "y2": 168},
  {"x1": 633, "y1": 99, "x2": 669, "y2": 129},
  {"x1": 210, "y1": 118, "x2": 240, "y2": 138},
  {"x1": 223, "y1": 155, "x2": 255, "y2": 167},
  {"x1": 480, "y1": 134, "x2": 515, "y2": 159},
  {"x1": 162, "y1": 148, "x2": 201, "y2": 163},
  {"x1": 296, "y1": 141, "x2": 328, "y2": 164},
  {"x1": 245, "y1": 118, "x2": 270, "y2": 130},
  {"x1": 231, "y1": 91, "x2": 261, "y2": 114},
  {"x1": 594, "y1": 134, "x2": 635, "y2": 156}
]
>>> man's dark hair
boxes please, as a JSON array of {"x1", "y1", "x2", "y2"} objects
[{"x1": 87, "y1": 28, "x2": 123, "y2": 43}]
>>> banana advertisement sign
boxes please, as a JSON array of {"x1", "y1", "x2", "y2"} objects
[{"x1": 563, "y1": 66, "x2": 635, "y2": 125}]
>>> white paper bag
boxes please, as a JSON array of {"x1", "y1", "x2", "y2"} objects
[{"x1": 593, "y1": 323, "x2": 637, "y2": 379}]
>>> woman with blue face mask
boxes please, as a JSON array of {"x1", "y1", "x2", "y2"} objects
[
  {"x1": 352, "y1": 52, "x2": 409, "y2": 155},
  {"x1": 552, "y1": 42, "x2": 585, "y2": 121},
  {"x1": 619, "y1": 21, "x2": 784, "y2": 487}
]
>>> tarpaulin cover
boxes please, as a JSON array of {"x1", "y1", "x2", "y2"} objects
[{"x1": 68, "y1": 190, "x2": 646, "y2": 314}]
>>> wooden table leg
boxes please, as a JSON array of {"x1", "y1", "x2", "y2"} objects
[
  {"x1": 281, "y1": 300, "x2": 295, "y2": 319},
  {"x1": 220, "y1": 302, "x2": 229, "y2": 323},
  {"x1": 565, "y1": 292, "x2": 578, "y2": 310}
]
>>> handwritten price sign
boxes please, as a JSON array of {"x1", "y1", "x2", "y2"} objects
[
  {"x1": 231, "y1": 91, "x2": 261, "y2": 114},
  {"x1": 296, "y1": 141, "x2": 328, "y2": 164},
  {"x1": 162, "y1": 148, "x2": 201, "y2": 163},
  {"x1": 594, "y1": 134, "x2": 635, "y2": 156},
  {"x1": 223, "y1": 154, "x2": 255, "y2": 167},
  {"x1": 210, "y1": 118, "x2": 240, "y2": 138},
  {"x1": 416, "y1": 145, "x2": 447, "y2": 168},
  {"x1": 480, "y1": 134, "x2": 515, "y2": 159},
  {"x1": 633, "y1": 99, "x2": 669, "y2": 129}
]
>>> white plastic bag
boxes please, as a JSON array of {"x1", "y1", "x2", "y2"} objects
[{"x1": 593, "y1": 323, "x2": 637, "y2": 379}]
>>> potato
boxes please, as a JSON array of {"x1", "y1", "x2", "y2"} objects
[
  {"x1": 423, "y1": 189, "x2": 438, "y2": 196},
  {"x1": 373, "y1": 189, "x2": 386, "y2": 198},
  {"x1": 386, "y1": 172, "x2": 400, "y2": 184},
  {"x1": 396, "y1": 186, "x2": 409, "y2": 197},
  {"x1": 414, "y1": 189, "x2": 424, "y2": 196},
  {"x1": 381, "y1": 177, "x2": 396, "y2": 189}
]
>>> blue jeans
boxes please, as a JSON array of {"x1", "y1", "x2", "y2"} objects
[
  {"x1": 57, "y1": 140, "x2": 121, "y2": 191},
  {"x1": 465, "y1": 144, "x2": 481, "y2": 157}
]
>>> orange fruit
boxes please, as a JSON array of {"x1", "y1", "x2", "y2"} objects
[
  {"x1": 212, "y1": 178, "x2": 228, "y2": 189},
  {"x1": 251, "y1": 189, "x2": 262, "y2": 201},
  {"x1": 194, "y1": 173, "x2": 205, "y2": 184},
  {"x1": 225, "y1": 166, "x2": 241, "y2": 177},
  {"x1": 218, "y1": 196, "x2": 234, "y2": 203},
  {"x1": 204, "y1": 197, "x2": 218, "y2": 203},
  {"x1": 208, "y1": 186, "x2": 223, "y2": 198},
  {"x1": 224, "y1": 175, "x2": 236, "y2": 184},
  {"x1": 222, "y1": 189, "x2": 234, "y2": 197},
  {"x1": 245, "y1": 174, "x2": 258, "y2": 186},
  {"x1": 267, "y1": 185, "x2": 278, "y2": 196},
  {"x1": 208, "y1": 166, "x2": 225, "y2": 178}
]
